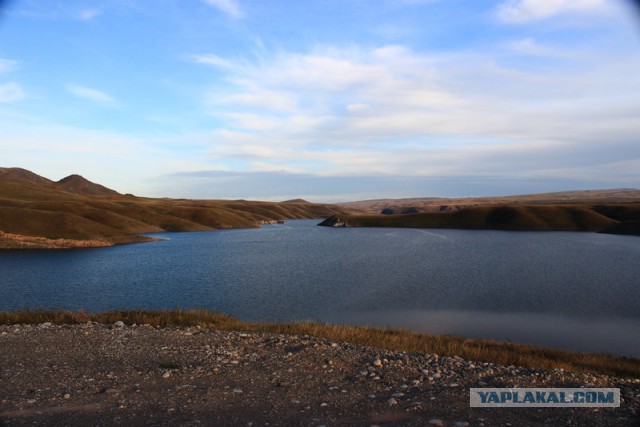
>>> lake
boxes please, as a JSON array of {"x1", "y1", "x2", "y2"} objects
[{"x1": 1, "y1": 220, "x2": 639, "y2": 357}]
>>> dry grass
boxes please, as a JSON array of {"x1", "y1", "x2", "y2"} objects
[
  {"x1": 0, "y1": 176, "x2": 355, "y2": 247},
  {"x1": 331, "y1": 205, "x2": 623, "y2": 232},
  {"x1": 1, "y1": 309, "x2": 638, "y2": 378}
]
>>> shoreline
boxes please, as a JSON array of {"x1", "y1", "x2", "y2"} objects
[
  {"x1": 1, "y1": 319, "x2": 638, "y2": 425},
  {"x1": 1, "y1": 309, "x2": 638, "y2": 378}
]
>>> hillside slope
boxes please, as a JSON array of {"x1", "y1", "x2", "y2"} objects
[
  {"x1": 340, "y1": 189, "x2": 640, "y2": 214},
  {"x1": 319, "y1": 204, "x2": 640, "y2": 235},
  {"x1": 0, "y1": 168, "x2": 355, "y2": 249}
]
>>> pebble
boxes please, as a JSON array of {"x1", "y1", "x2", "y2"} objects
[
  {"x1": 114, "y1": 321, "x2": 125, "y2": 328},
  {"x1": 0, "y1": 324, "x2": 636, "y2": 426}
]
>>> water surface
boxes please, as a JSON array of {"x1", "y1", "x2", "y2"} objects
[{"x1": 1, "y1": 220, "x2": 639, "y2": 356}]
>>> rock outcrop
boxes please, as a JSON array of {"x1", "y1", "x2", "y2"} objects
[{"x1": 317, "y1": 215, "x2": 348, "y2": 227}]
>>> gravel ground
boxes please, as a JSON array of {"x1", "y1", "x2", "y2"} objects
[{"x1": 0, "y1": 323, "x2": 638, "y2": 426}]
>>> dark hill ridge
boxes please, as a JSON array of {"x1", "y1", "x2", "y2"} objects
[
  {"x1": 0, "y1": 168, "x2": 121, "y2": 197},
  {"x1": 0, "y1": 167, "x2": 53, "y2": 185},
  {"x1": 55, "y1": 174, "x2": 121, "y2": 197},
  {"x1": 340, "y1": 189, "x2": 640, "y2": 214},
  {"x1": 282, "y1": 198, "x2": 311, "y2": 204},
  {"x1": 0, "y1": 168, "x2": 356, "y2": 249},
  {"x1": 319, "y1": 203, "x2": 640, "y2": 236}
]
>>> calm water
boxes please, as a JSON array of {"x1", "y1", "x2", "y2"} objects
[{"x1": 1, "y1": 220, "x2": 639, "y2": 357}]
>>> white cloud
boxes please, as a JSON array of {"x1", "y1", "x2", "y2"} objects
[
  {"x1": 77, "y1": 9, "x2": 102, "y2": 21},
  {"x1": 188, "y1": 38, "x2": 640, "y2": 188},
  {"x1": 507, "y1": 38, "x2": 574, "y2": 58},
  {"x1": 347, "y1": 103, "x2": 372, "y2": 114},
  {"x1": 202, "y1": 0, "x2": 242, "y2": 18},
  {"x1": 0, "y1": 59, "x2": 19, "y2": 73},
  {"x1": 497, "y1": 0, "x2": 608, "y2": 23},
  {"x1": 67, "y1": 84, "x2": 116, "y2": 106},
  {"x1": 0, "y1": 83, "x2": 25, "y2": 103},
  {"x1": 191, "y1": 53, "x2": 234, "y2": 69}
]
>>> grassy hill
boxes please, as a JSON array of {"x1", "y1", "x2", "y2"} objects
[
  {"x1": 340, "y1": 189, "x2": 640, "y2": 214},
  {"x1": 319, "y1": 203, "x2": 640, "y2": 235},
  {"x1": 0, "y1": 168, "x2": 355, "y2": 249}
]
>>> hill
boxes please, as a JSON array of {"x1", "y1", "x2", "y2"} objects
[
  {"x1": 55, "y1": 174, "x2": 121, "y2": 197},
  {"x1": 0, "y1": 168, "x2": 355, "y2": 249},
  {"x1": 0, "y1": 167, "x2": 54, "y2": 185},
  {"x1": 319, "y1": 203, "x2": 640, "y2": 236},
  {"x1": 340, "y1": 189, "x2": 640, "y2": 214}
]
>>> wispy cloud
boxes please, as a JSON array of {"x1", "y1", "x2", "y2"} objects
[
  {"x1": 202, "y1": 0, "x2": 242, "y2": 18},
  {"x1": 497, "y1": 0, "x2": 608, "y2": 23},
  {"x1": 0, "y1": 83, "x2": 25, "y2": 103},
  {"x1": 507, "y1": 37, "x2": 574, "y2": 58},
  {"x1": 0, "y1": 59, "x2": 19, "y2": 73},
  {"x1": 66, "y1": 84, "x2": 116, "y2": 106},
  {"x1": 191, "y1": 53, "x2": 234, "y2": 69},
  {"x1": 77, "y1": 9, "x2": 102, "y2": 21},
  {"x1": 188, "y1": 39, "x2": 640, "y2": 190}
]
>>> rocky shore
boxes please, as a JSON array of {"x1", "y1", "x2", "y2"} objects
[{"x1": 1, "y1": 323, "x2": 638, "y2": 426}]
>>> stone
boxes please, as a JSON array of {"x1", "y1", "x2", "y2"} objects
[
  {"x1": 162, "y1": 371, "x2": 171, "y2": 379},
  {"x1": 387, "y1": 398, "x2": 398, "y2": 405},
  {"x1": 372, "y1": 359, "x2": 383, "y2": 367},
  {"x1": 114, "y1": 321, "x2": 125, "y2": 328},
  {"x1": 428, "y1": 420, "x2": 443, "y2": 426}
]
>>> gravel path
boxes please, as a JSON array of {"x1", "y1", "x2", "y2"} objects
[{"x1": 1, "y1": 323, "x2": 638, "y2": 426}]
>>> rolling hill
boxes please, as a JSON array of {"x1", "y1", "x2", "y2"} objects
[
  {"x1": 319, "y1": 202, "x2": 640, "y2": 235},
  {"x1": 0, "y1": 168, "x2": 356, "y2": 249},
  {"x1": 337, "y1": 189, "x2": 640, "y2": 214}
]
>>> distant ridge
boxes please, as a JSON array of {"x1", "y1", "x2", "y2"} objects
[
  {"x1": 0, "y1": 167, "x2": 121, "y2": 197},
  {"x1": 282, "y1": 198, "x2": 311, "y2": 204},
  {"x1": 0, "y1": 167, "x2": 53, "y2": 185},
  {"x1": 0, "y1": 167, "x2": 354, "y2": 248},
  {"x1": 56, "y1": 174, "x2": 121, "y2": 197},
  {"x1": 340, "y1": 188, "x2": 640, "y2": 213}
]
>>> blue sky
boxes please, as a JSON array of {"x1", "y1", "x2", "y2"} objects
[{"x1": 1, "y1": 0, "x2": 639, "y2": 201}]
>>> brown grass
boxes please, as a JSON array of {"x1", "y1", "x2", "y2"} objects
[
  {"x1": 1, "y1": 309, "x2": 638, "y2": 378},
  {"x1": 324, "y1": 204, "x2": 632, "y2": 233},
  {"x1": 339, "y1": 189, "x2": 640, "y2": 214},
  {"x1": 0, "y1": 176, "x2": 356, "y2": 247}
]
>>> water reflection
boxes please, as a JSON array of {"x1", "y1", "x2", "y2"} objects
[{"x1": 327, "y1": 309, "x2": 640, "y2": 357}]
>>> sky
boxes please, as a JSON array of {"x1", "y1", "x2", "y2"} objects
[{"x1": 1, "y1": 0, "x2": 639, "y2": 202}]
